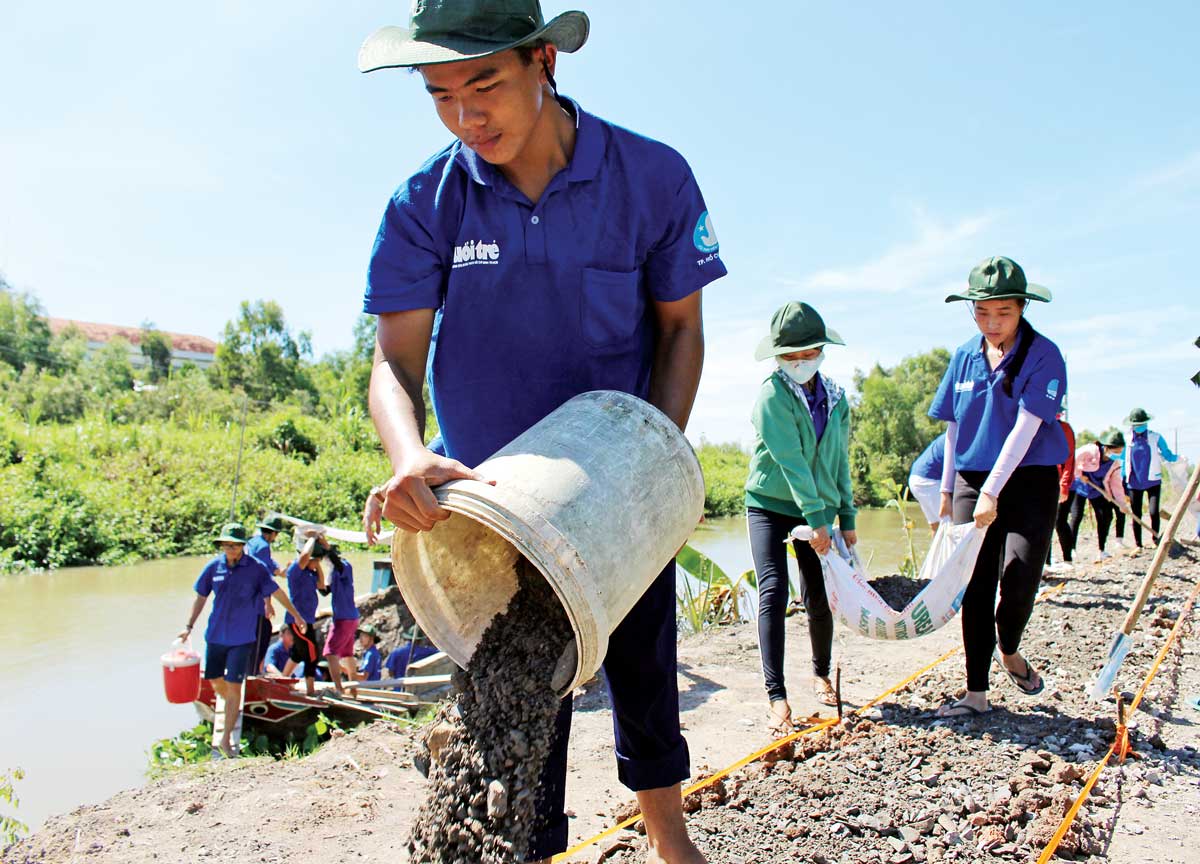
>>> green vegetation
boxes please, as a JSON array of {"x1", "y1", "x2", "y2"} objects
[
  {"x1": 0, "y1": 767, "x2": 26, "y2": 847},
  {"x1": 2, "y1": 273, "x2": 959, "y2": 570},
  {"x1": 882, "y1": 481, "x2": 921, "y2": 580},
  {"x1": 675, "y1": 544, "x2": 755, "y2": 633}
]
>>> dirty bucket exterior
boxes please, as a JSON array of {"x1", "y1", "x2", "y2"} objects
[
  {"x1": 162, "y1": 642, "x2": 202, "y2": 704},
  {"x1": 391, "y1": 391, "x2": 705, "y2": 693}
]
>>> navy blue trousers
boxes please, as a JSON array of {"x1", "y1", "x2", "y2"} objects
[{"x1": 527, "y1": 561, "x2": 690, "y2": 859}]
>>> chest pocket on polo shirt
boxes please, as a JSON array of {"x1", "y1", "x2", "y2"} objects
[{"x1": 581, "y1": 267, "x2": 643, "y2": 349}]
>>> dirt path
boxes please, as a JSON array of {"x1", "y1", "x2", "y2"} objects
[{"x1": 5, "y1": 537, "x2": 1199, "y2": 864}]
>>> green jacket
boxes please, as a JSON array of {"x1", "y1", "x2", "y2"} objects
[{"x1": 744, "y1": 372, "x2": 857, "y2": 530}]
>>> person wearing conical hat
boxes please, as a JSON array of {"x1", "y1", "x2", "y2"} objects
[
  {"x1": 177, "y1": 523, "x2": 308, "y2": 758},
  {"x1": 1068, "y1": 430, "x2": 1131, "y2": 561},
  {"x1": 1122, "y1": 408, "x2": 1179, "y2": 548},
  {"x1": 928, "y1": 257, "x2": 1069, "y2": 717},
  {"x1": 745, "y1": 301, "x2": 856, "y2": 732},
  {"x1": 356, "y1": 3, "x2": 726, "y2": 860}
]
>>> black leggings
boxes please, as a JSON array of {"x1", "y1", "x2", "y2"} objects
[
  {"x1": 955, "y1": 466, "x2": 1058, "y2": 692},
  {"x1": 1048, "y1": 493, "x2": 1075, "y2": 563},
  {"x1": 1130, "y1": 484, "x2": 1162, "y2": 546},
  {"x1": 1068, "y1": 494, "x2": 1113, "y2": 552},
  {"x1": 746, "y1": 506, "x2": 833, "y2": 701}
]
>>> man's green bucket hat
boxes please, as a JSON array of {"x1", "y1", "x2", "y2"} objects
[
  {"x1": 754, "y1": 301, "x2": 844, "y2": 361},
  {"x1": 358, "y1": 1, "x2": 589, "y2": 73},
  {"x1": 214, "y1": 523, "x2": 249, "y2": 546},
  {"x1": 1125, "y1": 407, "x2": 1153, "y2": 425},
  {"x1": 257, "y1": 515, "x2": 286, "y2": 533},
  {"x1": 1099, "y1": 429, "x2": 1126, "y2": 447},
  {"x1": 945, "y1": 256, "x2": 1052, "y2": 304}
]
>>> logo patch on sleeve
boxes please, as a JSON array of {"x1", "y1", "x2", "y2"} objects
[
  {"x1": 692, "y1": 211, "x2": 719, "y2": 253},
  {"x1": 1046, "y1": 378, "x2": 1060, "y2": 400}
]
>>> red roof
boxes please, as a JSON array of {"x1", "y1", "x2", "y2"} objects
[{"x1": 46, "y1": 318, "x2": 217, "y2": 355}]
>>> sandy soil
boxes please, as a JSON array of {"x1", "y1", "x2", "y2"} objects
[{"x1": 5, "y1": 535, "x2": 1198, "y2": 864}]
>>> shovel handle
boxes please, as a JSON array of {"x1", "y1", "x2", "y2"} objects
[{"x1": 1121, "y1": 462, "x2": 1200, "y2": 636}]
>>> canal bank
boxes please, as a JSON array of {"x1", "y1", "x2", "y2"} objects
[{"x1": 0, "y1": 510, "x2": 927, "y2": 832}]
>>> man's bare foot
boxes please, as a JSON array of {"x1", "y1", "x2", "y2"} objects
[
  {"x1": 218, "y1": 738, "x2": 236, "y2": 759},
  {"x1": 646, "y1": 838, "x2": 706, "y2": 863}
]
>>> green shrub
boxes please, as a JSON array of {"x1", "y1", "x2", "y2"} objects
[{"x1": 696, "y1": 441, "x2": 749, "y2": 517}]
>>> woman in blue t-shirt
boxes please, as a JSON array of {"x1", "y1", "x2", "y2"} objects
[{"x1": 928, "y1": 257, "x2": 1069, "y2": 717}]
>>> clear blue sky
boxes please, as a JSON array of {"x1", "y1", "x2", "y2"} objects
[{"x1": 2, "y1": 2, "x2": 1197, "y2": 454}]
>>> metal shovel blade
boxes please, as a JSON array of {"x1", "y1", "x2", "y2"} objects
[{"x1": 1089, "y1": 631, "x2": 1133, "y2": 702}]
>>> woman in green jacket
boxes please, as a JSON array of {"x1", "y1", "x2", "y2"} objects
[{"x1": 745, "y1": 301, "x2": 857, "y2": 735}]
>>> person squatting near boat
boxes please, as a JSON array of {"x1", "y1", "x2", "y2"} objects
[
  {"x1": 1067, "y1": 430, "x2": 1132, "y2": 561},
  {"x1": 1122, "y1": 407, "x2": 1180, "y2": 548},
  {"x1": 743, "y1": 301, "x2": 856, "y2": 735},
  {"x1": 357, "y1": 0, "x2": 725, "y2": 859},
  {"x1": 929, "y1": 256, "x2": 1068, "y2": 718},
  {"x1": 178, "y1": 522, "x2": 308, "y2": 758}
]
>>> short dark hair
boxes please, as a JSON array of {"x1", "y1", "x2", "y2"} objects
[{"x1": 515, "y1": 39, "x2": 548, "y2": 65}]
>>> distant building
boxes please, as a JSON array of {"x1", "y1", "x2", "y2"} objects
[{"x1": 46, "y1": 318, "x2": 217, "y2": 370}]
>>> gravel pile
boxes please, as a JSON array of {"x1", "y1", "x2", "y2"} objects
[
  {"x1": 868, "y1": 576, "x2": 932, "y2": 612},
  {"x1": 408, "y1": 557, "x2": 573, "y2": 863},
  {"x1": 600, "y1": 539, "x2": 1200, "y2": 863}
]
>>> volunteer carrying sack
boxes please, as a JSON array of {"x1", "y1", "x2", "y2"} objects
[{"x1": 790, "y1": 521, "x2": 986, "y2": 641}]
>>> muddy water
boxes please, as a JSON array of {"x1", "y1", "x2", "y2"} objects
[{"x1": 0, "y1": 509, "x2": 927, "y2": 833}]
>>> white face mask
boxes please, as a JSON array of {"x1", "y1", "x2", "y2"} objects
[{"x1": 777, "y1": 353, "x2": 824, "y2": 385}]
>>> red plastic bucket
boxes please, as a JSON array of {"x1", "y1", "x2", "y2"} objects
[{"x1": 162, "y1": 640, "x2": 202, "y2": 704}]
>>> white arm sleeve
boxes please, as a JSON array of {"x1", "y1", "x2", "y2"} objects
[
  {"x1": 940, "y1": 422, "x2": 958, "y2": 495},
  {"x1": 981, "y1": 407, "x2": 1043, "y2": 498}
]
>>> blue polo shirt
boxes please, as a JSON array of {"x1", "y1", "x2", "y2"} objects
[
  {"x1": 328, "y1": 562, "x2": 358, "y2": 621},
  {"x1": 246, "y1": 534, "x2": 279, "y2": 576},
  {"x1": 194, "y1": 553, "x2": 277, "y2": 646},
  {"x1": 364, "y1": 96, "x2": 728, "y2": 468},
  {"x1": 358, "y1": 645, "x2": 382, "y2": 681},
  {"x1": 911, "y1": 433, "x2": 946, "y2": 481},
  {"x1": 284, "y1": 562, "x2": 319, "y2": 625},
  {"x1": 803, "y1": 376, "x2": 829, "y2": 442},
  {"x1": 265, "y1": 639, "x2": 292, "y2": 675},
  {"x1": 930, "y1": 328, "x2": 1068, "y2": 471}
]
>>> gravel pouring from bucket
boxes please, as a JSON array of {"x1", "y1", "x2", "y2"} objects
[{"x1": 391, "y1": 391, "x2": 705, "y2": 694}]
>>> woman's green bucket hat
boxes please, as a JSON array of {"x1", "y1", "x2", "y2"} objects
[
  {"x1": 257, "y1": 515, "x2": 286, "y2": 533},
  {"x1": 1125, "y1": 407, "x2": 1153, "y2": 425},
  {"x1": 1099, "y1": 429, "x2": 1126, "y2": 447},
  {"x1": 213, "y1": 523, "x2": 249, "y2": 546},
  {"x1": 754, "y1": 301, "x2": 844, "y2": 361},
  {"x1": 358, "y1": 0, "x2": 589, "y2": 72},
  {"x1": 945, "y1": 256, "x2": 1052, "y2": 303}
]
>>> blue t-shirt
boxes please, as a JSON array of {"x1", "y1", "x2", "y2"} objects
[
  {"x1": 385, "y1": 644, "x2": 438, "y2": 680},
  {"x1": 194, "y1": 553, "x2": 277, "y2": 646},
  {"x1": 246, "y1": 534, "x2": 279, "y2": 576},
  {"x1": 911, "y1": 433, "x2": 946, "y2": 481},
  {"x1": 285, "y1": 562, "x2": 319, "y2": 625},
  {"x1": 358, "y1": 645, "x2": 382, "y2": 681},
  {"x1": 929, "y1": 328, "x2": 1068, "y2": 471},
  {"x1": 265, "y1": 639, "x2": 291, "y2": 675},
  {"x1": 328, "y1": 562, "x2": 358, "y2": 621},
  {"x1": 364, "y1": 97, "x2": 728, "y2": 468},
  {"x1": 1074, "y1": 448, "x2": 1113, "y2": 500}
]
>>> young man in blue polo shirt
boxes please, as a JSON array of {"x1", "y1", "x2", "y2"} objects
[
  {"x1": 357, "y1": 4, "x2": 725, "y2": 860},
  {"x1": 178, "y1": 523, "x2": 307, "y2": 758}
]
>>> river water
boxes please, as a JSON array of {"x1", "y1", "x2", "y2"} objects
[{"x1": 0, "y1": 509, "x2": 928, "y2": 831}]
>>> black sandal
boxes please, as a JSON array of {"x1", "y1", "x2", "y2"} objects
[{"x1": 1005, "y1": 657, "x2": 1044, "y2": 696}]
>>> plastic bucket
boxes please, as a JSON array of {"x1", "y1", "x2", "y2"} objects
[
  {"x1": 162, "y1": 640, "x2": 202, "y2": 704},
  {"x1": 391, "y1": 391, "x2": 705, "y2": 693}
]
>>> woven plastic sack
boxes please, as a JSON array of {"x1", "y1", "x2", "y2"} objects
[
  {"x1": 791, "y1": 521, "x2": 986, "y2": 640},
  {"x1": 1164, "y1": 459, "x2": 1199, "y2": 535}
]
